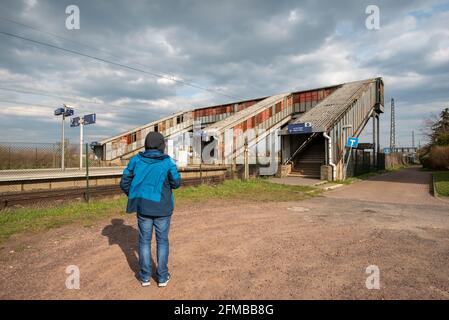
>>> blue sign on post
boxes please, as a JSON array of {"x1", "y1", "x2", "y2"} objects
[
  {"x1": 383, "y1": 147, "x2": 391, "y2": 154},
  {"x1": 55, "y1": 106, "x2": 74, "y2": 117},
  {"x1": 70, "y1": 114, "x2": 96, "y2": 127},
  {"x1": 288, "y1": 122, "x2": 312, "y2": 134},
  {"x1": 54, "y1": 107, "x2": 65, "y2": 116},
  {"x1": 64, "y1": 108, "x2": 74, "y2": 117},
  {"x1": 70, "y1": 117, "x2": 80, "y2": 127},
  {"x1": 83, "y1": 113, "x2": 96, "y2": 125},
  {"x1": 346, "y1": 137, "x2": 359, "y2": 148}
]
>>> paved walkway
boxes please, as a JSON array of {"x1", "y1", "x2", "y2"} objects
[{"x1": 326, "y1": 167, "x2": 444, "y2": 206}]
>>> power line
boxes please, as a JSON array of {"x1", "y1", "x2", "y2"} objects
[
  {"x1": 0, "y1": 29, "x2": 240, "y2": 100},
  {"x1": 0, "y1": 15, "x2": 184, "y2": 87},
  {"x1": 0, "y1": 98, "x2": 193, "y2": 141},
  {"x1": 0, "y1": 98, "x2": 55, "y2": 109},
  {"x1": 0, "y1": 16, "x2": 119, "y2": 58},
  {"x1": 0, "y1": 95, "x2": 183, "y2": 119},
  {"x1": 0, "y1": 86, "x2": 185, "y2": 116},
  {"x1": 0, "y1": 15, "x2": 196, "y2": 94},
  {"x1": 0, "y1": 86, "x2": 96, "y2": 105}
]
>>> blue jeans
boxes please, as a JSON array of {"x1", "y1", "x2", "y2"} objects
[{"x1": 137, "y1": 214, "x2": 171, "y2": 283}]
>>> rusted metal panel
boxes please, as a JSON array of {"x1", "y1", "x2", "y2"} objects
[
  {"x1": 193, "y1": 98, "x2": 264, "y2": 120},
  {"x1": 100, "y1": 78, "x2": 380, "y2": 163},
  {"x1": 275, "y1": 102, "x2": 282, "y2": 113},
  {"x1": 99, "y1": 110, "x2": 188, "y2": 145}
]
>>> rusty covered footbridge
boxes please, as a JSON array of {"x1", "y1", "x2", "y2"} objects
[{"x1": 92, "y1": 78, "x2": 384, "y2": 181}]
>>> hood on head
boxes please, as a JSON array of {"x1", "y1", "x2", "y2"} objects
[{"x1": 145, "y1": 132, "x2": 165, "y2": 153}]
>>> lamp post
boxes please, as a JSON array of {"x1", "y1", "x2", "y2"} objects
[{"x1": 54, "y1": 104, "x2": 74, "y2": 171}]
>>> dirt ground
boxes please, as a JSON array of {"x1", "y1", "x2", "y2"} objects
[{"x1": 1, "y1": 167, "x2": 449, "y2": 299}]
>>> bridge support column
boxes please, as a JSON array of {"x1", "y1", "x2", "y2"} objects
[
  {"x1": 376, "y1": 113, "x2": 380, "y2": 168},
  {"x1": 372, "y1": 112, "x2": 377, "y2": 168}
]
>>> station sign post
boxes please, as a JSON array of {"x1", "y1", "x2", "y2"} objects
[
  {"x1": 71, "y1": 114, "x2": 96, "y2": 169},
  {"x1": 344, "y1": 137, "x2": 359, "y2": 180},
  {"x1": 54, "y1": 104, "x2": 74, "y2": 171}
]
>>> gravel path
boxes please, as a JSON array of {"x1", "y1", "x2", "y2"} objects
[{"x1": 1, "y1": 167, "x2": 448, "y2": 299}]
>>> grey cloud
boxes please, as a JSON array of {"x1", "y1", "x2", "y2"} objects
[{"x1": 0, "y1": 0, "x2": 448, "y2": 146}]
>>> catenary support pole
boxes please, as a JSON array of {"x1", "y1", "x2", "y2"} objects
[
  {"x1": 61, "y1": 113, "x2": 65, "y2": 171},
  {"x1": 372, "y1": 113, "x2": 376, "y2": 168},
  {"x1": 85, "y1": 143, "x2": 90, "y2": 202},
  {"x1": 377, "y1": 114, "x2": 380, "y2": 169},
  {"x1": 79, "y1": 119, "x2": 84, "y2": 169}
]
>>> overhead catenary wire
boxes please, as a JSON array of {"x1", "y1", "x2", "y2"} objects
[
  {"x1": 0, "y1": 96, "x2": 176, "y2": 142},
  {"x1": 0, "y1": 15, "x2": 193, "y2": 92},
  {"x1": 0, "y1": 97, "x2": 180, "y2": 119},
  {"x1": 1, "y1": 15, "x2": 268, "y2": 98},
  {"x1": 0, "y1": 30, "x2": 241, "y2": 101},
  {"x1": 0, "y1": 98, "x2": 56, "y2": 109},
  {"x1": 0, "y1": 86, "x2": 187, "y2": 116},
  {"x1": 0, "y1": 86, "x2": 119, "y2": 108},
  {"x1": 0, "y1": 16, "x2": 272, "y2": 110},
  {"x1": 0, "y1": 16, "x2": 126, "y2": 61}
]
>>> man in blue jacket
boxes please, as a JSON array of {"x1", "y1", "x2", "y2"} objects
[{"x1": 120, "y1": 132, "x2": 181, "y2": 287}]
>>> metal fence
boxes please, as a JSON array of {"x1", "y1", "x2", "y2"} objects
[
  {"x1": 0, "y1": 141, "x2": 117, "y2": 170},
  {"x1": 0, "y1": 142, "x2": 229, "y2": 208},
  {"x1": 344, "y1": 149, "x2": 385, "y2": 178},
  {"x1": 352, "y1": 150, "x2": 372, "y2": 176},
  {"x1": 0, "y1": 142, "x2": 122, "y2": 196},
  {"x1": 1, "y1": 142, "x2": 71, "y2": 170}
]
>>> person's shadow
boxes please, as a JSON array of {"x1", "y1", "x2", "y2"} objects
[{"x1": 102, "y1": 219, "x2": 157, "y2": 281}]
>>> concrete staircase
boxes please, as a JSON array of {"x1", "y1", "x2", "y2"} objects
[{"x1": 290, "y1": 140, "x2": 325, "y2": 178}]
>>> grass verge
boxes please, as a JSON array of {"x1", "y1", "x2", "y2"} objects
[
  {"x1": 0, "y1": 197, "x2": 127, "y2": 245},
  {"x1": 175, "y1": 178, "x2": 320, "y2": 204},
  {"x1": 433, "y1": 171, "x2": 449, "y2": 197},
  {"x1": 0, "y1": 179, "x2": 319, "y2": 244}
]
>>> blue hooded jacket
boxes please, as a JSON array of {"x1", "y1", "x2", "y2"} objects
[{"x1": 119, "y1": 149, "x2": 181, "y2": 217}]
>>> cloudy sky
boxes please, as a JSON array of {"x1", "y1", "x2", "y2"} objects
[{"x1": 0, "y1": 0, "x2": 448, "y2": 148}]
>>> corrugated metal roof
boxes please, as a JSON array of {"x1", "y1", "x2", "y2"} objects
[
  {"x1": 290, "y1": 79, "x2": 374, "y2": 131},
  {"x1": 204, "y1": 92, "x2": 291, "y2": 134}
]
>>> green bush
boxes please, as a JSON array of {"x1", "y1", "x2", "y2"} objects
[
  {"x1": 429, "y1": 146, "x2": 449, "y2": 170},
  {"x1": 419, "y1": 153, "x2": 431, "y2": 168},
  {"x1": 436, "y1": 133, "x2": 449, "y2": 146}
]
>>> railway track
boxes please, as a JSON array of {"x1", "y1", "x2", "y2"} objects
[{"x1": 0, "y1": 176, "x2": 225, "y2": 210}]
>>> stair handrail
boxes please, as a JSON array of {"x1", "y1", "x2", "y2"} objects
[{"x1": 283, "y1": 132, "x2": 318, "y2": 165}]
